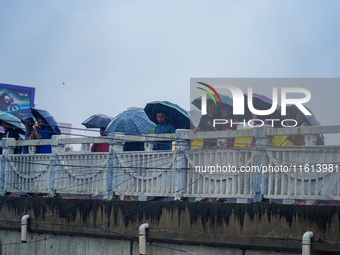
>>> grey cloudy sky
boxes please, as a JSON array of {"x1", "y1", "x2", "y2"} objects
[{"x1": 0, "y1": 1, "x2": 339, "y2": 140}]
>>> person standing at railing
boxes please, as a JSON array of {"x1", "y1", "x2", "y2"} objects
[
  {"x1": 32, "y1": 118, "x2": 53, "y2": 153},
  {"x1": 153, "y1": 112, "x2": 176, "y2": 150},
  {"x1": 193, "y1": 102, "x2": 218, "y2": 148},
  {"x1": 205, "y1": 107, "x2": 238, "y2": 148},
  {"x1": 1, "y1": 120, "x2": 22, "y2": 154},
  {"x1": 220, "y1": 107, "x2": 238, "y2": 148},
  {"x1": 287, "y1": 111, "x2": 310, "y2": 146},
  {"x1": 19, "y1": 116, "x2": 36, "y2": 154},
  {"x1": 91, "y1": 127, "x2": 109, "y2": 152}
]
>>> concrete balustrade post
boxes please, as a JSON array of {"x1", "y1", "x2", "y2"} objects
[
  {"x1": 174, "y1": 129, "x2": 190, "y2": 200},
  {"x1": 107, "y1": 133, "x2": 124, "y2": 199},
  {"x1": 253, "y1": 127, "x2": 271, "y2": 202},
  {"x1": 305, "y1": 134, "x2": 317, "y2": 146},
  {"x1": 0, "y1": 138, "x2": 15, "y2": 195},
  {"x1": 49, "y1": 135, "x2": 65, "y2": 197}
]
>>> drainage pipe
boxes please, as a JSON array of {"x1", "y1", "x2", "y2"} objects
[
  {"x1": 139, "y1": 223, "x2": 149, "y2": 255},
  {"x1": 21, "y1": 215, "x2": 30, "y2": 242},
  {"x1": 302, "y1": 231, "x2": 313, "y2": 255}
]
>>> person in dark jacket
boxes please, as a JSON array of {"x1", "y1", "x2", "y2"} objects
[
  {"x1": 19, "y1": 116, "x2": 36, "y2": 154},
  {"x1": 153, "y1": 112, "x2": 176, "y2": 151},
  {"x1": 1, "y1": 121, "x2": 22, "y2": 154},
  {"x1": 193, "y1": 102, "x2": 218, "y2": 148}
]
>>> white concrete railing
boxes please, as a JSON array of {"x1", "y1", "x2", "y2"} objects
[{"x1": 0, "y1": 125, "x2": 339, "y2": 201}]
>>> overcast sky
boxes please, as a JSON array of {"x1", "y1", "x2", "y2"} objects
[{"x1": 0, "y1": 1, "x2": 339, "y2": 141}]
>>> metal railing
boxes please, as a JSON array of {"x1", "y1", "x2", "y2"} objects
[{"x1": 1, "y1": 125, "x2": 339, "y2": 201}]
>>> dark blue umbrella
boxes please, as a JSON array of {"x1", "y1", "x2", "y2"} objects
[
  {"x1": 144, "y1": 101, "x2": 190, "y2": 129},
  {"x1": 82, "y1": 114, "x2": 113, "y2": 128},
  {"x1": 105, "y1": 108, "x2": 155, "y2": 135},
  {"x1": 30, "y1": 108, "x2": 61, "y2": 135}
]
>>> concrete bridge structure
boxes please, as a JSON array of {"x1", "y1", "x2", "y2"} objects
[{"x1": 0, "y1": 125, "x2": 339, "y2": 254}]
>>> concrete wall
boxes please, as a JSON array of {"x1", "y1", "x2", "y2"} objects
[
  {"x1": 0, "y1": 197, "x2": 338, "y2": 254},
  {"x1": 0, "y1": 230, "x2": 300, "y2": 255}
]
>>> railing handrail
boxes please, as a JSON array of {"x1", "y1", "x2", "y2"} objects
[
  {"x1": 1, "y1": 124, "x2": 340, "y2": 148},
  {"x1": 1, "y1": 126, "x2": 340, "y2": 201}
]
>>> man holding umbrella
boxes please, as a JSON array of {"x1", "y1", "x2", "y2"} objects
[
  {"x1": 81, "y1": 113, "x2": 112, "y2": 152},
  {"x1": 32, "y1": 118, "x2": 53, "y2": 153},
  {"x1": 144, "y1": 101, "x2": 190, "y2": 151},
  {"x1": 153, "y1": 112, "x2": 176, "y2": 150},
  {"x1": 30, "y1": 108, "x2": 61, "y2": 154},
  {"x1": 91, "y1": 127, "x2": 109, "y2": 152}
]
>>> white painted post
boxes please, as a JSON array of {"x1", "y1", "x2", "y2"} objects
[
  {"x1": 305, "y1": 135, "x2": 317, "y2": 146},
  {"x1": 144, "y1": 142, "x2": 153, "y2": 151},
  {"x1": 174, "y1": 130, "x2": 190, "y2": 200},
  {"x1": 81, "y1": 143, "x2": 91, "y2": 152},
  {"x1": 107, "y1": 133, "x2": 124, "y2": 199},
  {"x1": 253, "y1": 127, "x2": 271, "y2": 202},
  {"x1": 0, "y1": 138, "x2": 14, "y2": 195},
  {"x1": 50, "y1": 136, "x2": 65, "y2": 197}
]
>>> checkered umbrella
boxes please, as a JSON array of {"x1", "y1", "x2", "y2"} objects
[{"x1": 105, "y1": 108, "x2": 155, "y2": 135}]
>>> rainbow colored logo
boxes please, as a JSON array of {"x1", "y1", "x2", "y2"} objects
[{"x1": 196, "y1": 82, "x2": 223, "y2": 107}]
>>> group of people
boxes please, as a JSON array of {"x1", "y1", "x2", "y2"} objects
[
  {"x1": 193, "y1": 102, "x2": 238, "y2": 148},
  {"x1": 89, "y1": 111, "x2": 176, "y2": 202},
  {"x1": 0, "y1": 116, "x2": 53, "y2": 154},
  {"x1": 193, "y1": 101, "x2": 316, "y2": 148},
  {"x1": 0, "y1": 109, "x2": 177, "y2": 155},
  {"x1": 91, "y1": 111, "x2": 176, "y2": 153},
  {"x1": 1, "y1": 103, "x2": 317, "y2": 155}
]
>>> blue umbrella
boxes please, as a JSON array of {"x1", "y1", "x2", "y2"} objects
[
  {"x1": 82, "y1": 114, "x2": 113, "y2": 128},
  {"x1": 105, "y1": 108, "x2": 155, "y2": 135},
  {"x1": 30, "y1": 108, "x2": 61, "y2": 135},
  {"x1": 144, "y1": 101, "x2": 191, "y2": 129}
]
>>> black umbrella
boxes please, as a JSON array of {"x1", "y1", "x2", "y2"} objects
[
  {"x1": 82, "y1": 114, "x2": 113, "y2": 128},
  {"x1": 31, "y1": 108, "x2": 61, "y2": 135}
]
